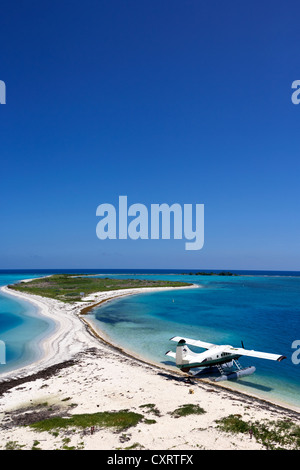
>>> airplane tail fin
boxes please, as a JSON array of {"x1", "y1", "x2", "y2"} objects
[
  {"x1": 176, "y1": 339, "x2": 187, "y2": 366},
  {"x1": 166, "y1": 338, "x2": 195, "y2": 372}
]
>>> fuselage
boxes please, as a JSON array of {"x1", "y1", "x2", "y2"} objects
[{"x1": 177, "y1": 344, "x2": 241, "y2": 370}]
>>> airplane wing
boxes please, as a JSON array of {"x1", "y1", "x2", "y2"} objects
[
  {"x1": 169, "y1": 336, "x2": 216, "y2": 350},
  {"x1": 223, "y1": 346, "x2": 286, "y2": 362}
]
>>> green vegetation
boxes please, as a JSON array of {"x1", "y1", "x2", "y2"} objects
[
  {"x1": 60, "y1": 437, "x2": 80, "y2": 450},
  {"x1": 31, "y1": 440, "x2": 42, "y2": 451},
  {"x1": 216, "y1": 414, "x2": 250, "y2": 434},
  {"x1": 5, "y1": 441, "x2": 25, "y2": 450},
  {"x1": 29, "y1": 410, "x2": 144, "y2": 432},
  {"x1": 170, "y1": 404, "x2": 206, "y2": 418},
  {"x1": 139, "y1": 403, "x2": 161, "y2": 417},
  {"x1": 123, "y1": 442, "x2": 144, "y2": 450},
  {"x1": 9, "y1": 274, "x2": 192, "y2": 303},
  {"x1": 216, "y1": 414, "x2": 300, "y2": 450}
]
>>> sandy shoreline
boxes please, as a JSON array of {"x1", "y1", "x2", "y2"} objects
[
  {"x1": 0, "y1": 283, "x2": 197, "y2": 381},
  {"x1": 0, "y1": 282, "x2": 299, "y2": 450}
]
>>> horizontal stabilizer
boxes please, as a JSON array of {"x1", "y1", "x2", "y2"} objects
[
  {"x1": 165, "y1": 350, "x2": 176, "y2": 359},
  {"x1": 170, "y1": 336, "x2": 216, "y2": 350}
]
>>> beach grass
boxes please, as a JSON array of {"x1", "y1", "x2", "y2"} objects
[
  {"x1": 216, "y1": 414, "x2": 300, "y2": 450},
  {"x1": 139, "y1": 403, "x2": 161, "y2": 416},
  {"x1": 170, "y1": 404, "x2": 206, "y2": 418},
  {"x1": 29, "y1": 410, "x2": 144, "y2": 432},
  {"x1": 8, "y1": 274, "x2": 192, "y2": 303}
]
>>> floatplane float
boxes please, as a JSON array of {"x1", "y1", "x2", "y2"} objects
[{"x1": 165, "y1": 336, "x2": 286, "y2": 382}]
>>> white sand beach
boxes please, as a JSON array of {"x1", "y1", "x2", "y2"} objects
[{"x1": 0, "y1": 283, "x2": 299, "y2": 451}]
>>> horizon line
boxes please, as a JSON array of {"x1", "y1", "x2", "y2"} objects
[{"x1": 0, "y1": 267, "x2": 300, "y2": 273}]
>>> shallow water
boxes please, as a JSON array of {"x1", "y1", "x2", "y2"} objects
[
  {"x1": 88, "y1": 273, "x2": 300, "y2": 409},
  {"x1": 0, "y1": 273, "x2": 55, "y2": 375}
]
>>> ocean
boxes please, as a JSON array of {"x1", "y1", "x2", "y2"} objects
[
  {"x1": 0, "y1": 269, "x2": 299, "y2": 409},
  {"x1": 87, "y1": 271, "x2": 300, "y2": 409},
  {"x1": 0, "y1": 272, "x2": 56, "y2": 374}
]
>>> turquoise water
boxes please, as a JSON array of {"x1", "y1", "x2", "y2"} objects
[
  {"x1": 0, "y1": 273, "x2": 56, "y2": 375},
  {"x1": 88, "y1": 273, "x2": 300, "y2": 409},
  {"x1": 1, "y1": 270, "x2": 300, "y2": 409}
]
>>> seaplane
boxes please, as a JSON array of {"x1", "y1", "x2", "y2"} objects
[{"x1": 165, "y1": 336, "x2": 286, "y2": 382}]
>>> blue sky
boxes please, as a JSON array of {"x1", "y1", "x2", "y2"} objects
[{"x1": 0, "y1": 1, "x2": 300, "y2": 270}]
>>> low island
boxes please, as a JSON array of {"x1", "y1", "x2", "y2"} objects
[{"x1": 8, "y1": 274, "x2": 193, "y2": 302}]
